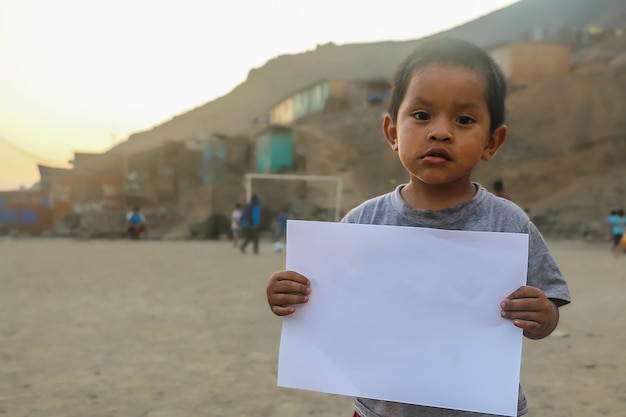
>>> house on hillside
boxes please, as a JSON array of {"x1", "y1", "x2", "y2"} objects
[
  {"x1": 37, "y1": 132, "x2": 252, "y2": 237},
  {"x1": 123, "y1": 135, "x2": 249, "y2": 235},
  {"x1": 254, "y1": 125, "x2": 294, "y2": 174},
  {"x1": 251, "y1": 78, "x2": 390, "y2": 175},
  {"x1": 125, "y1": 135, "x2": 246, "y2": 191},
  {"x1": 39, "y1": 154, "x2": 126, "y2": 235},
  {"x1": 488, "y1": 42, "x2": 570, "y2": 84},
  {"x1": 124, "y1": 140, "x2": 202, "y2": 205},
  {"x1": 33, "y1": 135, "x2": 250, "y2": 238},
  {"x1": 267, "y1": 78, "x2": 390, "y2": 126}
]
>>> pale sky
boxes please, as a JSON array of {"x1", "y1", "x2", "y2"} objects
[{"x1": 0, "y1": 0, "x2": 519, "y2": 190}]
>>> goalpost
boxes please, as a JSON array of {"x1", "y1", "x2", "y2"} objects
[{"x1": 243, "y1": 173, "x2": 343, "y2": 222}]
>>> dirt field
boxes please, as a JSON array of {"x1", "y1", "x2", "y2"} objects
[{"x1": 0, "y1": 237, "x2": 623, "y2": 417}]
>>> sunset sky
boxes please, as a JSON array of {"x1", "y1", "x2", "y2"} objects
[{"x1": 0, "y1": 0, "x2": 519, "y2": 190}]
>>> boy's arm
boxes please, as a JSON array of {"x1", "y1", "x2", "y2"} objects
[{"x1": 500, "y1": 286, "x2": 560, "y2": 340}]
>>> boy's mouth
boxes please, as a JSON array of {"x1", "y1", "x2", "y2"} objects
[{"x1": 422, "y1": 148, "x2": 451, "y2": 161}]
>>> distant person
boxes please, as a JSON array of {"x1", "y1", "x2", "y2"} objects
[
  {"x1": 606, "y1": 209, "x2": 618, "y2": 240},
  {"x1": 607, "y1": 208, "x2": 625, "y2": 258},
  {"x1": 272, "y1": 207, "x2": 292, "y2": 253},
  {"x1": 239, "y1": 194, "x2": 261, "y2": 254},
  {"x1": 265, "y1": 38, "x2": 570, "y2": 417},
  {"x1": 230, "y1": 203, "x2": 243, "y2": 248},
  {"x1": 126, "y1": 206, "x2": 147, "y2": 239},
  {"x1": 492, "y1": 179, "x2": 511, "y2": 200}
]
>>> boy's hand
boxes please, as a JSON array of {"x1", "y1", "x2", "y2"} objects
[
  {"x1": 267, "y1": 270, "x2": 311, "y2": 316},
  {"x1": 500, "y1": 285, "x2": 559, "y2": 340}
]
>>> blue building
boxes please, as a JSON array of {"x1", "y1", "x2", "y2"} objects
[{"x1": 255, "y1": 125, "x2": 294, "y2": 173}]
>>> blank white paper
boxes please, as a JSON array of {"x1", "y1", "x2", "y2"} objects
[{"x1": 278, "y1": 220, "x2": 528, "y2": 417}]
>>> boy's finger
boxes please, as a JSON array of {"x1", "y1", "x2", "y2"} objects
[
  {"x1": 500, "y1": 309, "x2": 542, "y2": 322},
  {"x1": 501, "y1": 297, "x2": 538, "y2": 312},
  {"x1": 270, "y1": 292, "x2": 309, "y2": 306},
  {"x1": 271, "y1": 305, "x2": 296, "y2": 316},
  {"x1": 269, "y1": 280, "x2": 311, "y2": 297},
  {"x1": 505, "y1": 285, "x2": 539, "y2": 300},
  {"x1": 273, "y1": 270, "x2": 310, "y2": 286}
]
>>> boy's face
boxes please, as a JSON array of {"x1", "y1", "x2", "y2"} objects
[{"x1": 383, "y1": 64, "x2": 506, "y2": 190}]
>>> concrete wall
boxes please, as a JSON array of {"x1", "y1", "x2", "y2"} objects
[{"x1": 50, "y1": 175, "x2": 124, "y2": 234}]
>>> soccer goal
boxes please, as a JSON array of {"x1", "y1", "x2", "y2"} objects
[{"x1": 243, "y1": 173, "x2": 343, "y2": 222}]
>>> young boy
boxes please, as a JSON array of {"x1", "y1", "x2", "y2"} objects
[
  {"x1": 231, "y1": 203, "x2": 243, "y2": 247},
  {"x1": 266, "y1": 38, "x2": 571, "y2": 417}
]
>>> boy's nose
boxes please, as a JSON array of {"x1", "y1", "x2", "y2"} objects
[{"x1": 428, "y1": 118, "x2": 453, "y2": 142}]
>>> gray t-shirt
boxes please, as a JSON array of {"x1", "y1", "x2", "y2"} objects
[{"x1": 342, "y1": 184, "x2": 571, "y2": 417}]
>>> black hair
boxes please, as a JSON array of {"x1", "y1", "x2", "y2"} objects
[
  {"x1": 250, "y1": 193, "x2": 260, "y2": 205},
  {"x1": 388, "y1": 37, "x2": 507, "y2": 133},
  {"x1": 493, "y1": 179, "x2": 504, "y2": 193}
]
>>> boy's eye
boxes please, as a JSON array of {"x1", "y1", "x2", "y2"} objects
[
  {"x1": 456, "y1": 115, "x2": 475, "y2": 125},
  {"x1": 413, "y1": 111, "x2": 430, "y2": 121}
]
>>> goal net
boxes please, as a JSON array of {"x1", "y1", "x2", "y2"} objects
[{"x1": 243, "y1": 173, "x2": 343, "y2": 222}]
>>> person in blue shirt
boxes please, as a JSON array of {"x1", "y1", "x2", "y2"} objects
[
  {"x1": 126, "y1": 206, "x2": 147, "y2": 239},
  {"x1": 239, "y1": 194, "x2": 261, "y2": 254},
  {"x1": 607, "y1": 209, "x2": 625, "y2": 257}
]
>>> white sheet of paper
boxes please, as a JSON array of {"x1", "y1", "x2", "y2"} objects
[{"x1": 278, "y1": 220, "x2": 528, "y2": 417}]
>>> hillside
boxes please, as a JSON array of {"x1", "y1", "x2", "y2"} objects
[{"x1": 103, "y1": 0, "x2": 626, "y2": 239}]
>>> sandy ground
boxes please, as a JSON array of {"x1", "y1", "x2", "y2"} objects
[{"x1": 0, "y1": 236, "x2": 624, "y2": 417}]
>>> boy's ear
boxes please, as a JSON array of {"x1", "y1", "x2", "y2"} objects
[
  {"x1": 382, "y1": 114, "x2": 398, "y2": 151},
  {"x1": 481, "y1": 124, "x2": 507, "y2": 161}
]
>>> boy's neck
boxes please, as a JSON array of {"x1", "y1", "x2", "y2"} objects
[{"x1": 400, "y1": 181, "x2": 478, "y2": 211}]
